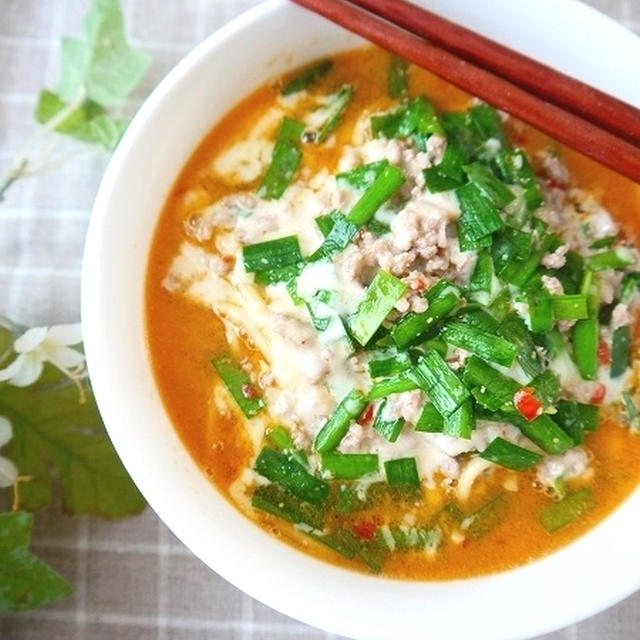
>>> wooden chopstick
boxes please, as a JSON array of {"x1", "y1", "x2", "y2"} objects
[
  {"x1": 290, "y1": 0, "x2": 640, "y2": 183},
  {"x1": 349, "y1": 0, "x2": 640, "y2": 146}
]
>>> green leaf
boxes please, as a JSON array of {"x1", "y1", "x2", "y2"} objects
[
  {"x1": 0, "y1": 511, "x2": 73, "y2": 612},
  {"x1": 55, "y1": 0, "x2": 151, "y2": 107},
  {"x1": 1, "y1": 363, "x2": 145, "y2": 516},
  {"x1": 35, "y1": 90, "x2": 128, "y2": 150}
]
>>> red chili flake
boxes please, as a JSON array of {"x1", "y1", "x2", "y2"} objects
[
  {"x1": 514, "y1": 387, "x2": 543, "y2": 421},
  {"x1": 357, "y1": 403, "x2": 375, "y2": 425},
  {"x1": 352, "y1": 520, "x2": 378, "y2": 541},
  {"x1": 598, "y1": 339, "x2": 611, "y2": 366},
  {"x1": 241, "y1": 383, "x2": 259, "y2": 399},
  {"x1": 590, "y1": 383, "x2": 606, "y2": 405}
]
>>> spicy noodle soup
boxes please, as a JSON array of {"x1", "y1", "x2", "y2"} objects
[{"x1": 146, "y1": 46, "x2": 640, "y2": 579}]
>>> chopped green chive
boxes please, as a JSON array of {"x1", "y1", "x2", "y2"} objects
[
  {"x1": 321, "y1": 453, "x2": 379, "y2": 479},
  {"x1": 242, "y1": 235, "x2": 303, "y2": 273},
  {"x1": 586, "y1": 247, "x2": 635, "y2": 271},
  {"x1": 441, "y1": 320, "x2": 517, "y2": 368},
  {"x1": 463, "y1": 162, "x2": 515, "y2": 209},
  {"x1": 611, "y1": 325, "x2": 631, "y2": 378},
  {"x1": 384, "y1": 457, "x2": 420, "y2": 488},
  {"x1": 258, "y1": 117, "x2": 305, "y2": 199},
  {"x1": 551, "y1": 294, "x2": 589, "y2": 320},
  {"x1": 336, "y1": 160, "x2": 388, "y2": 190},
  {"x1": 456, "y1": 182, "x2": 504, "y2": 242},
  {"x1": 527, "y1": 288, "x2": 553, "y2": 333},
  {"x1": 254, "y1": 448, "x2": 329, "y2": 505},
  {"x1": 443, "y1": 398, "x2": 474, "y2": 439},
  {"x1": 571, "y1": 318, "x2": 599, "y2": 380},
  {"x1": 388, "y1": 55, "x2": 409, "y2": 99},
  {"x1": 368, "y1": 371, "x2": 419, "y2": 400},
  {"x1": 252, "y1": 483, "x2": 325, "y2": 529},
  {"x1": 281, "y1": 59, "x2": 332, "y2": 95},
  {"x1": 309, "y1": 211, "x2": 358, "y2": 261},
  {"x1": 212, "y1": 356, "x2": 264, "y2": 418},
  {"x1": 372, "y1": 399, "x2": 405, "y2": 442},
  {"x1": 411, "y1": 351, "x2": 471, "y2": 417},
  {"x1": 314, "y1": 389, "x2": 368, "y2": 453},
  {"x1": 462, "y1": 356, "x2": 520, "y2": 409},
  {"x1": 539, "y1": 487, "x2": 594, "y2": 532},
  {"x1": 415, "y1": 402, "x2": 444, "y2": 432},
  {"x1": 349, "y1": 270, "x2": 407, "y2": 346},
  {"x1": 368, "y1": 351, "x2": 413, "y2": 378},
  {"x1": 346, "y1": 164, "x2": 405, "y2": 227},
  {"x1": 480, "y1": 437, "x2": 542, "y2": 470},
  {"x1": 314, "y1": 84, "x2": 354, "y2": 142},
  {"x1": 498, "y1": 313, "x2": 542, "y2": 378}
]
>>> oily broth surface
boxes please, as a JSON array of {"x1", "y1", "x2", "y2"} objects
[{"x1": 146, "y1": 46, "x2": 640, "y2": 579}]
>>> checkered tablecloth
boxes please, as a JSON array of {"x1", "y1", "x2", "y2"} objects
[{"x1": 0, "y1": 1, "x2": 639, "y2": 639}]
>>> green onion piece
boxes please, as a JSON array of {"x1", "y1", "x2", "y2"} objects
[
  {"x1": 551, "y1": 294, "x2": 589, "y2": 320},
  {"x1": 314, "y1": 84, "x2": 354, "y2": 142},
  {"x1": 384, "y1": 457, "x2": 420, "y2": 488},
  {"x1": 281, "y1": 59, "x2": 332, "y2": 95},
  {"x1": 254, "y1": 448, "x2": 329, "y2": 504},
  {"x1": 388, "y1": 55, "x2": 409, "y2": 98},
  {"x1": 619, "y1": 272, "x2": 640, "y2": 303},
  {"x1": 349, "y1": 270, "x2": 407, "y2": 346},
  {"x1": 321, "y1": 452, "x2": 379, "y2": 479},
  {"x1": 506, "y1": 412, "x2": 574, "y2": 455},
  {"x1": 314, "y1": 389, "x2": 367, "y2": 453},
  {"x1": 581, "y1": 270, "x2": 601, "y2": 317},
  {"x1": 251, "y1": 483, "x2": 325, "y2": 529},
  {"x1": 466, "y1": 494, "x2": 509, "y2": 541},
  {"x1": 415, "y1": 402, "x2": 444, "y2": 432},
  {"x1": 492, "y1": 148, "x2": 543, "y2": 211},
  {"x1": 368, "y1": 351, "x2": 413, "y2": 378},
  {"x1": 468, "y1": 250, "x2": 493, "y2": 297},
  {"x1": 556, "y1": 250, "x2": 585, "y2": 294},
  {"x1": 346, "y1": 164, "x2": 405, "y2": 227},
  {"x1": 456, "y1": 305, "x2": 499, "y2": 333},
  {"x1": 336, "y1": 160, "x2": 388, "y2": 189},
  {"x1": 309, "y1": 211, "x2": 358, "y2": 261},
  {"x1": 391, "y1": 287, "x2": 460, "y2": 348},
  {"x1": 498, "y1": 313, "x2": 542, "y2": 377},
  {"x1": 463, "y1": 162, "x2": 515, "y2": 209},
  {"x1": 371, "y1": 96, "x2": 443, "y2": 142},
  {"x1": 586, "y1": 247, "x2": 635, "y2": 271},
  {"x1": 242, "y1": 235, "x2": 303, "y2": 273},
  {"x1": 468, "y1": 103, "x2": 510, "y2": 148},
  {"x1": 611, "y1": 325, "x2": 631, "y2": 378},
  {"x1": 491, "y1": 226, "x2": 533, "y2": 275},
  {"x1": 539, "y1": 487, "x2": 594, "y2": 532},
  {"x1": 443, "y1": 398, "x2": 474, "y2": 439},
  {"x1": 571, "y1": 318, "x2": 599, "y2": 380},
  {"x1": 267, "y1": 425, "x2": 294, "y2": 451},
  {"x1": 527, "y1": 288, "x2": 553, "y2": 333},
  {"x1": 622, "y1": 392, "x2": 640, "y2": 429},
  {"x1": 258, "y1": 117, "x2": 305, "y2": 199},
  {"x1": 411, "y1": 351, "x2": 471, "y2": 417},
  {"x1": 212, "y1": 356, "x2": 264, "y2": 418},
  {"x1": 530, "y1": 370, "x2": 561, "y2": 407},
  {"x1": 555, "y1": 400, "x2": 600, "y2": 445},
  {"x1": 423, "y1": 143, "x2": 467, "y2": 193},
  {"x1": 372, "y1": 399, "x2": 405, "y2": 442},
  {"x1": 480, "y1": 437, "x2": 542, "y2": 470},
  {"x1": 367, "y1": 370, "x2": 419, "y2": 399},
  {"x1": 253, "y1": 262, "x2": 303, "y2": 285},
  {"x1": 456, "y1": 182, "x2": 504, "y2": 242},
  {"x1": 589, "y1": 235, "x2": 618, "y2": 249},
  {"x1": 458, "y1": 227, "x2": 493, "y2": 253},
  {"x1": 441, "y1": 320, "x2": 517, "y2": 367},
  {"x1": 462, "y1": 356, "x2": 520, "y2": 408},
  {"x1": 314, "y1": 214, "x2": 334, "y2": 237}
]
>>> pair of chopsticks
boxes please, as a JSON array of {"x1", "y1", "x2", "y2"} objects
[{"x1": 290, "y1": 0, "x2": 640, "y2": 183}]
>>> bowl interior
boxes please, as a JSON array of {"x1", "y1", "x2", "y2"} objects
[{"x1": 82, "y1": 1, "x2": 640, "y2": 639}]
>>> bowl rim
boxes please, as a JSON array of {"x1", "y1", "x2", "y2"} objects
[{"x1": 82, "y1": 1, "x2": 640, "y2": 639}]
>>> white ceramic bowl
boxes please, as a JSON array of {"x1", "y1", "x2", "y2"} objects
[{"x1": 82, "y1": 2, "x2": 640, "y2": 639}]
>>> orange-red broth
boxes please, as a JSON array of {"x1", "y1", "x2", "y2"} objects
[{"x1": 146, "y1": 47, "x2": 640, "y2": 579}]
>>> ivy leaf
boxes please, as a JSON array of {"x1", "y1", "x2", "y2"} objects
[
  {"x1": 0, "y1": 511, "x2": 72, "y2": 612},
  {"x1": 55, "y1": 0, "x2": 151, "y2": 107},
  {"x1": 0, "y1": 326, "x2": 145, "y2": 516},
  {"x1": 35, "y1": 90, "x2": 128, "y2": 150}
]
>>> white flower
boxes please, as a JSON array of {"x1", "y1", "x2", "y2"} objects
[
  {"x1": 0, "y1": 323, "x2": 85, "y2": 387},
  {"x1": 0, "y1": 415, "x2": 18, "y2": 489}
]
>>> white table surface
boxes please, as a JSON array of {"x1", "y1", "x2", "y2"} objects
[{"x1": 0, "y1": 1, "x2": 639, "y2": 638}]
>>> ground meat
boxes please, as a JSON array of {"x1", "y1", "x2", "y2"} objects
[
  {"x1": 272, "y1": 314, "x2": 316, "y2": 346},
  {"x1": 384, "y1": 390, "x2": 425, "y2": 425},
  {"x1": 541, "y1": 275, "x2": 564, "y2": 295},
  {"x1": 541, "y1": 244, "x2": 569, "y2": 269},
  {"x1": 611, "y1": 302, "x2": 632, "y2": 331}
]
